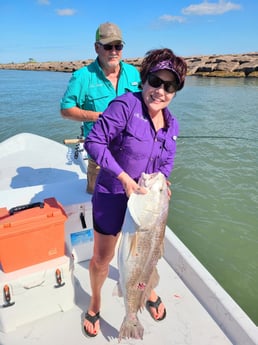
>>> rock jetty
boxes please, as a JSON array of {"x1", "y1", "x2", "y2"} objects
[{"x1": 1, "y1": 52, "x2": 258, "y2": 77}]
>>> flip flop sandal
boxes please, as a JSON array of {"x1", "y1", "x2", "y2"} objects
[
  {"x1": 146, "y1": 296, "x2": 167, "y2": 321},
  {"x1": 84, "y1": 311, "x2": 100, "y2": 337}
]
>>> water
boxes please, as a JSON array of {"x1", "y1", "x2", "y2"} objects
[
  {"x1": 0, "y1": 70, "x2": 79, "y2": 142},
  {"x1": 1, "y1": 70, "x2": 258, "y2": 324},
  {"x1": 169, "y1": 76, "x2": 258, "y2": 325}
]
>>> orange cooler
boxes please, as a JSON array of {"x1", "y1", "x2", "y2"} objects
[{"x1": 0, "y1": 198, "x2": 67, "y2": 273}]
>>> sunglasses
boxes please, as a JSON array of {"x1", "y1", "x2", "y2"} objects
[
  {"x1": 98, "y1": 43, "x2": 123, "y2": 51},
  {"x1": 147, "y1": 73, "x2": 178, "y2": 93}
]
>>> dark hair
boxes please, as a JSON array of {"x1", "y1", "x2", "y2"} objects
[{"x1": 140, "y1": 48, "x2": 187, "y2": 91}]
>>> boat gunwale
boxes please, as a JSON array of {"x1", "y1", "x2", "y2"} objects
[{"x1": 164, "y1": 228, "x2": 258, "y2": 345}]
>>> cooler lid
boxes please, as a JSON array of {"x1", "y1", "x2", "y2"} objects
[{"x1": 0, "y1": 198, "x2": 67, "y2": 237}]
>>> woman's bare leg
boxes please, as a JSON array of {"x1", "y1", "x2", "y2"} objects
[{"x1": 83, "y1": 230, "x2": 120, "y2": 335}]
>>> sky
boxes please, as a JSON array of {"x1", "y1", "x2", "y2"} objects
[{"x1": 0, "y1": 0, "x2": 257, "y2": 63}]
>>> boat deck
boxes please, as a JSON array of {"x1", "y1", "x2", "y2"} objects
[
  {"x1": 0, "y1": 253, "x2": 233, "y2": 345},
  {"x1": 0, "y1": 133, "x2": 257, "y2": 345}
]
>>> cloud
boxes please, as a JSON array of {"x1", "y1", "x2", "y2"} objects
[
  {"x1": 182, "y1": 0, "x2": 242, "y2": 16},
  {"x1": 159, "y1": 15, "x2": 186, "y2": 23},
  {"x1": 37, "y1": 0, "x2": 50, "y2": 5},
  {"x1": 56, "y1": 8, "x2": 77, "y2": 16}
]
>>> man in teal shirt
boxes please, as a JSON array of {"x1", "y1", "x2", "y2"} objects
[{"x1": 60, "y1": 22, "x2": 140, "y2": 193}]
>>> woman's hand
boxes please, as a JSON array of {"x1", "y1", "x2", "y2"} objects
[{"x1": 117, "y1": 171, "x2": 147, "y2": 198}]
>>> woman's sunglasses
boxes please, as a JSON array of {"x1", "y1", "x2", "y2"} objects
[
  {"x1": 98, "y1": 43, "x2": 123, "y2": 51},
  {"x1": 147, "y1": 73, "x2": 178, "y2": 93}
]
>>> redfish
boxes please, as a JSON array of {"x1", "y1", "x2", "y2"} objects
[{"x1": 117, "y1": 172, "x2": 169, "y2": 341}]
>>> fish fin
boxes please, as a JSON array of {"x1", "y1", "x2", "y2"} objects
[
  {"x1": 118, "y1": 314, "x2": 144, "y2": 342},
  {"x1": 129, "y1": 232, "x2": 139, "y2": 257}
]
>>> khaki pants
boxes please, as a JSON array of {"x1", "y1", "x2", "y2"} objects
[{"x1": 86, "y1": 158, "x2": 100, "y2": 194}]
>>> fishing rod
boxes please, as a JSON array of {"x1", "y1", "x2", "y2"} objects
[{"x1": 179, "y1": 135, "x2": 258, "y2": 141}]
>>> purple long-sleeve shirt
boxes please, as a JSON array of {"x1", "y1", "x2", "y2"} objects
[{"x1": 84, "y1": 92, "x2": 179, "y2": 194}]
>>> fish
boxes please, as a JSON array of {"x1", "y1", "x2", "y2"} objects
[{"x1": 117, "y1": 172, "x2": 169, "y2": 341}]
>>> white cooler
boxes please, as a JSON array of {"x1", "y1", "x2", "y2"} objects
[
  {"x1": 64, "y1": 202, "x2": 94, "y2": 263},
  {"x1": 0, "y1": 255, "x2": 74, "y2": 333}
]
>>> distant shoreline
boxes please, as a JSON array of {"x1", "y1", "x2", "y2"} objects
[{"x1": 1, "y1": 52, "x2": 258, "y2": 77}]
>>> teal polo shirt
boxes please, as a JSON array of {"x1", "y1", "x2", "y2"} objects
[{"x1": 60, "y1": 58, "x2": 141, "y2": 137}]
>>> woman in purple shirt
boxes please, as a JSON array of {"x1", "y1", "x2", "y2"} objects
[{"x1": 84, "y1": 48, "x2": 187, "y2": 337}]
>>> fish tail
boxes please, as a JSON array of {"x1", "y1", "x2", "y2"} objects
[{"x1": 118, "y1": 314, "x2": 144, "y2": 342}]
